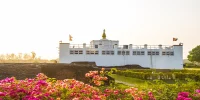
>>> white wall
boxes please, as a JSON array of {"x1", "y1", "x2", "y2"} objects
[{"x1": 59, "y1": 43, "x2": 183, "y2": 69}]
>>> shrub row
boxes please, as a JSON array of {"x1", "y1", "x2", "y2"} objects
[
  {"x1": 126, "y1": 69, "x2": 200, "y2": 73},
  {"x1": 115, "y1": 70, "x2": 200, "y2": 81}
]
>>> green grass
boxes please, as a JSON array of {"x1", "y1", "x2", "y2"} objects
[
  {"x1": 109, "y1": 74, "x2": 187, "y2": 87},
  {"x1": 184, "y1": 68, "x2": 200, "y2": 70},
  {"x1": 109, "y1": 74, "x2": 147, "y2": 86}
]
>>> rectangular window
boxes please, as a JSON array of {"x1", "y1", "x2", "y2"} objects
[
  {"x1": 148, "y1": 51, "x2": 151, "y2": 55},
  {"x1": 133, "y1": 51, "x2": 137, "y2": 55},
  {"x1": 79, "y1": 50, "x2": 83, "y2": 54},
  {"x1": 137, "y1": 51, "x2": 140, "y2": 55},
  {"x1": 75, "y1": 50, "x2": 79, "y2": 54},
  {"x1": 86, "y1": 51, "x2": 90, "y2": 54},
  {"x1": 126, "y1": 51, "x2": 130, "y2": 55},
  {"x1": 170, "y1": 52, "x2": 174, "y2": 56},
  {"x1": 122, "y1": 51, "x2": 125, "y2": 55},
  {"x1": 152, "y1": 51, "x2": 156, "y2": 55},
  {"x1": 102, "y1": 51, "x2": 106, "y2": 55},
  {"x1": 162, "y1": 52, "x2": 166, "y2": 55},
  {"x1": 90, "y1": 51, "x2": 95, "y2": 54},
  {"x1": 156, "y1": 51, "x2": 159, "y2": 55},
  {"x1": 166, "y1": 52, "x2": 170, "y2": 55},
  {"x1": 95, "y1": 51, "x2": 99, "y2": 55},
  {"x1": 106, "y1": 51, "x2": 110, "y2": 55},
  {"x1": 141, "y1": 51, "x2": 145, "y2": 55},
  {"x1": 162, "y1": 51, "x2": 174, "y2": 56},
  {"x1": 95, "y1": 45, "x2": 98, "y2": 48},
  {"x1": 111, "y1": 51, "x2": 114, "y2": 55},
  {"x1": 118, "y1": 51, "x2": 121, "y2": 55},
  {"x1": 70, "y1": 50, "x2": 74, "y2": 54}
]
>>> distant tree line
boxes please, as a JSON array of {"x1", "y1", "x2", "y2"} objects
[{"x1": 0, "y1": 51, "x2": 57, "y2": 63}]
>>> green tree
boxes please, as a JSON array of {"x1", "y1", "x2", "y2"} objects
[
  {"x1": 187, "y1": 45, "x2": 200, "y2": 64},
  {"x1": 31, "y1": 51, "x2": 36, "y2": 60}
]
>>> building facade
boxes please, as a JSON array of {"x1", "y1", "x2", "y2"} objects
[{"x1": 59, "y1": 30, "x2": 183, "y2": 69}]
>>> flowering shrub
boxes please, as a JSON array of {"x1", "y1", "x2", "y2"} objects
[
  {"x1": 176, "y1": 92, "x2": 192, "y2": 100},
  {"x1": 0, "y1": 68, "x2": 155, "y2": 100},
  {"x1": 85, "y1": 68, "x2": 108, "y2": 86},
  {"x1": 0, "y1": 68, "x2": 200, "y2": 100}
]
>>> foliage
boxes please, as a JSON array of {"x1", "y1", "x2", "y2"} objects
[
  {"x1": 1, "y1": 68, "x2": 200, "y2": 99},
  {"x1": 115, "y1": 69, "x2": 200, "y2": 81},
  {"x1": 188, "y1": 45, "x2": 200, "y2": 63},
  {"x1": 0, "y1": 52, "x2": 56, "y2": 63},
  {"x1": 184, "y1": 63, "x2": 200, "y2": 68},
  {"x1": 0, "y1": 69, "x2": 156, "y2": 100}
]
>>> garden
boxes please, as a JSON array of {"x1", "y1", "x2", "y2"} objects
[{"x1": 0, "y1": 68, "x2": 200, "y2": 100}]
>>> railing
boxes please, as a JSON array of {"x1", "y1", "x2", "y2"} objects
[
  {"x1": 69, "y1": 44, "x2": 174, "y2": 50},
  {"x1": 69, "y1": 44, "x2": 84, "y2": 48}
]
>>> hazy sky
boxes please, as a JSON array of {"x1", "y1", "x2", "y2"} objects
[{"x1": 0, "y1": 0, "x2": 199, "y2": 59}]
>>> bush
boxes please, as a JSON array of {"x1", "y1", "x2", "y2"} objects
[{"x1": 115, "y1": 69, "x2": 200, "y2": 81}]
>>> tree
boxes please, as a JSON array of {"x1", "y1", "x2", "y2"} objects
[
  {"x1": 187, "y1": 45, "x2": 200, "y2": 64},
  {"x1": 23, "y1": 53, "x2": 29, "y2": 60},
  {"x1": 31, "y1": 51, "x2": 36, "y2": 60}
]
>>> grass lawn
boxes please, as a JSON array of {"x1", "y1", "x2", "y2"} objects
[
  {"x1": 109, "y1": 74, "x2": 147, "y2": 87},
  {"x1": 184, "y1": 68, "x2": 200, "y2": 70},
  {"x1": 109, "y1": 74, "x2": 186, "y2": 87}
]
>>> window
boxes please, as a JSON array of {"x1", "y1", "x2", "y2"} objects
[
  {"x1": 148, "y1": 51, "x2": 151, "y2": 55},
  {"x1": 170, "y1": 52, "x2": 174, "y2": 55},
  {"x1": 162, "y1": 51, "x2": 174, "y2": 56},
  {"x1": 162, "y1": 52, "x2": 166, "y2": 55},
  {"x1": 86, "y1": 51, "x2": 90, "y2": 54},
  {"x1": 106, "y1": 51, "x2": 110, "y2": 55},
  {"x1": 156, "y1": 51, "x2": 159, "y2": 55},
  {"x1": 90, "y1": 51, "x2": 95, "y2": 54},
  {"x1": 111, "y1": 51, "x2": 114, "y2": 55},
  {"x1": 133, "y1": 51, "x2": 137, "y2": 55},
  {"x1": 95, "y1": 45, "x2": 98, "y2": 48},
  {"x1": 79, "y1": 50, "x2": 83, "y2": 54},
  {"x1": 118, "y1": 50, "x2": 129, "y2": 55},
  {"x1": 87, "y1": 50, "x2": 99, "y2": 55},
  {"x1": 102, "y1": 50, "x2": 114, "y2": 55},
  {"x1": 166, "y1": 52, "x2": 170, "y2": 55},
  {"x1": 70, "y1": 50, "x2": 74, "y2": 54},
  {"x1": 133, "y1": 51, "x2": 145, "y2": 55},
  {"x1": 118, "y1": 51, "x2": 121, "y2": 55},
  {"x1": 148, "y1": 51, "x2": 159, "y2": 55},
  {"x1": 70, "y1": 50, "x2": 83, "y2": 54},
  {"x1": 126, "y1": 51, "x2": 130, "y2": 55},
  {"x1": 95, "y1": 51, "x2": 99, "y2": 55},
  {"x1": 102, "y1": 51, "x2": 106, "y2": 55},
  {"x1": 75, "y1": 50, "x2": 79, "y2": 54},
  {"x1": 141, "y1": 51, "x2": 145, "y2": 55},
  {"x1": 122, "y1": 51, "x2": 125, "y2": 55},
  {"x1": 137, "y1": 51, "x2": 140, "y2": 55}
]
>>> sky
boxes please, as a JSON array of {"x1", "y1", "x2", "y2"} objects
[{"x1": 0, "y1": 0, "x2": 199, "y2": 59}]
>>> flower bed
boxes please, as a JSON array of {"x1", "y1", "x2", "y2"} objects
[{"x1": 0, "y1": 68, "x2": 200, "y2": 100}]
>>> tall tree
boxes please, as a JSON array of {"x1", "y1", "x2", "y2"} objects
[
  {"x1": 187, "y1": 45, "x2": 200, "y2": 64},
  {"x1": 31, "y1": 51, "x2": 36, "y2": 60}
]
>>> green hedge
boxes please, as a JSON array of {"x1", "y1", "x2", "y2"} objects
[{"x1": 115, "y1": 70, "x2": 200, "y2": 81}]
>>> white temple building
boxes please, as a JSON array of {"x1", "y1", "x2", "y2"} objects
[{"x1": 59, "y1": 29, "x2": 183, "y2": 69}]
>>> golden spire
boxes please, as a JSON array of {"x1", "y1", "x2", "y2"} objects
[{"x1": 102, "y1": 29, "x2": 106, "y2": 39}]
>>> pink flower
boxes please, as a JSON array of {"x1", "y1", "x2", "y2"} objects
[
  {"x1": 0, "y1": 92, "x2": 5, "y2": 96},
  {"x1": 196, "y1": 89, "x2": 200, "y2": 93},
  {"x1": 114, "y1": 90, "x2": 119, "y2": 95},
  {"x1": 177, "y1": 92, "x2": 192, "y2": 100}
]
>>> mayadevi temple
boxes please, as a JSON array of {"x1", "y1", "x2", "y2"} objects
[{"x1": 59, "y1": 30, "x2": 183, "y2": 69}]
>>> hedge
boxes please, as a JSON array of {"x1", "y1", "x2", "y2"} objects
[{"x1": 115, "y1": 70, "x2": 200, "y2": 81}]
